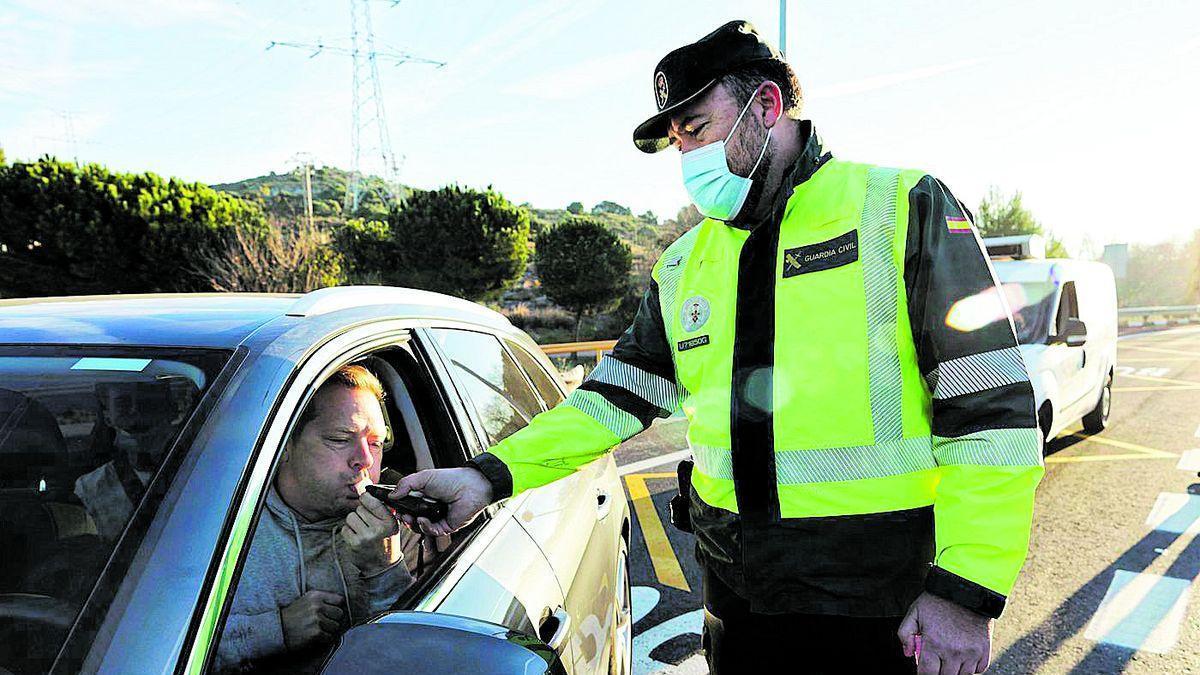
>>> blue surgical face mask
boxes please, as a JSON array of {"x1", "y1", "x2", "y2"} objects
[{"x1": 680, "y1": 90, "x2": 773, "y2": 222}]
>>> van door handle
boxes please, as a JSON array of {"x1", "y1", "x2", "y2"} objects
[
  {"x1": 539, "y1": 606, "x2": 572, "y2": 651},
  {"x1": 596, "y1": 488, "x2": 612, "y2": 520}
]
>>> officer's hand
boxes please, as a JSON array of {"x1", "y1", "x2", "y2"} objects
[
  {"x1": 898, "y1": 591, "x2": 993, "y2": 674},
  {"x1": 391, "y1": 467, "x2": 493, "y2": 537},
  {"x1": 280, "y1": 590, "x2": 345, "y2": 652}
]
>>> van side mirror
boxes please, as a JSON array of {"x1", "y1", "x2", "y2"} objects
[
  {"x1": 320, "y1": 611, "x2": 566, "y2": 675},
  {"x1": 1050, "y1": 318, "x2": 1088, "y2": 347}
]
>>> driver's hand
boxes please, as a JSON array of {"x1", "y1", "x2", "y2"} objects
[
  {"x1": 338, "y1": 491, "x2": 402, "y2": 576},
  {"x1": 391, "y1": 467, "x2": 494, "y2": 537},
  {"x1": 280, "y1": 590, "x2": 344, "y2": 652}
]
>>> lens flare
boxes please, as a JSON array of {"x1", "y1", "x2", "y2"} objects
[{"x1": 945, "y1": 283, "x2": 1030, "y2": 332}]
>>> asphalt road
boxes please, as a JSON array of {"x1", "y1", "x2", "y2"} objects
[{"x1": 612, "y1": 326, "x2": 1200, "y2": 674}]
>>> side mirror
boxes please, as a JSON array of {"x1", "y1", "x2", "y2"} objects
[
  {"x1": 1050, "y1": 318, "x2": 1088, "y2": 347},
  {"x1": 320, "y1": 611, "x2": 567, "y2": 675}
]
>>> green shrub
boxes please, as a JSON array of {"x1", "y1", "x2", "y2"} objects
[
  {"x1": 0, "y1": 157, "x2": 267, "y2": 298},
  {"x1": 336, "y1": 185, "x2": 530, "y2": 301},
  {"x1": 535, "y1": 216, "x2": 631, "y2": 339}
]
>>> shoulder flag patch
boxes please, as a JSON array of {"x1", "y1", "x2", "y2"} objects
[{"x1": 946, "y1": 216, "x2": 972, "y2": 233}]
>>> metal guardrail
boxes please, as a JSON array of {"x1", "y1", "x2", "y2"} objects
[
  {"x1": 540, "y1": 339, "x2": 618, "y2": 365},
  {"x1": 538, "y1": 305, "x2": 1200, "y2": 357},
  {"x1": 1117, "y1": 305, "x2": 1200, "y2": 327}
]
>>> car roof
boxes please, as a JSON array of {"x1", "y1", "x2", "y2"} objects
[{"x1": 0, "y1": 287, "x2": 512, "y2": 349}]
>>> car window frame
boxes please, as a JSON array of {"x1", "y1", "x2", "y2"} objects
[
  {"x1": 501, "y1": 339, "x2": 566, "y2": 412},
  {"x1": 182, "y1": 321, "x2": 490, "y2": 674},
  {"x1": 421, "y1": 326, "x2": 547, "y2": 448}
]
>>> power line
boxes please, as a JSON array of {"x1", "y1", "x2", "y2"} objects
[{"x1": 268, "y1": 1, "x2": 444, "y2": 213}]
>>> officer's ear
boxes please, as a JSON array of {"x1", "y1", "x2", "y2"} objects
[{"x1": 755, "y1": 81, "x2": 784, "y2": 129}]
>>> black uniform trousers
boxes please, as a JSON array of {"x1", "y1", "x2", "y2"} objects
[{"x1": 701, "y1": 566, "x2": 917, "y2": 674}]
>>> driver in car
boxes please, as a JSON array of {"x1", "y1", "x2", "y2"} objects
[{"x1": 215, "y1": 365, "x2": 414, "y2": 673}]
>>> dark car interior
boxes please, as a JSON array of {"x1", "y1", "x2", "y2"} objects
[{"x1": 0, "y1": 355, "x2": 213, "y2": 675}]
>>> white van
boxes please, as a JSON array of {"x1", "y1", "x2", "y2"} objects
[{"x1": 987, "y1": 235, "x2": 1118, "y2": 445}]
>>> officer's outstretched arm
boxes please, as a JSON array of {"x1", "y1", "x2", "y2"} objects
[
  {"x1": 904, "y1": 175, "x2": 1045, "y2": 619},
  {"x1": 467, "y1": 279, "x2": 681, "y2": 500}
]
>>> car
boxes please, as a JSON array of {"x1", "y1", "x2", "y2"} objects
[
  {"x1": 986, "y1": 235, "x2": 1119, "y2": 446},
  {"x1": 0, "y1": 286, "x2": 632, "y2": 675}
]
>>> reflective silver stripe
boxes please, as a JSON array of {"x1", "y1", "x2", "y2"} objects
[
  {"x1": 861, "y1": 167, "x2": 903, "y2": 442},
  {"x1": 564, "y1": 388, "x2": 644, "y2": 440},
  {"x1": 926, "y1": 347, "x2": 1030, "y2": 399},
  {"x1": 654, "y1": 225, "x2": 701, "y2": 343},
  {"x1": 933, "y1": 427, "x2": 1044, "y2": 467},
  {"x1": 691, "y1": 443, "x2": 734, "y2": 482},
  {"x1": 587, "y1": 356, "x2": 678, "y2": 412},
  {"x1": 692, "y1": 437, "x2": 938, "y2": 484}
]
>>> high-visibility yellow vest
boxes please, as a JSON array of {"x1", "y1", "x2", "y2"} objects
[{"x1": 490, "y1": 158, "x2": 1043, "y2": 603}]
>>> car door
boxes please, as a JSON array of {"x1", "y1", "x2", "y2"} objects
[
  {"x1": 501, "y1": 338, "x2": 624, "y2": 675},
  {"x1": 417, "y1": 327, "x2": 582, "y2": 671}
]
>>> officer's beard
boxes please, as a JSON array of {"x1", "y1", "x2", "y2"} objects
[{"x1": 729, "y1": 116, "x2": 775, "y2": 226}]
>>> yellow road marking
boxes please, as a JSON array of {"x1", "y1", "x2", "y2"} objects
[
  {"x1": 1120, "y1": 345, "x2": 1200, "y2": 357},
  {"x1": 1114, "y1": 385, "x2": 1200, "y2": 392},
  {"x1": 1046, "y1": 434, "x2": 1177, "y2": 463},
  {"x1": 1116, "y1": 373, "x2": 1200, "y2": 386},
  {"x1": 1115, "y1": 357, "x2": 1198, "y2": 362},
  {"x1": 623, "y1": 473, "x2": 690, "y2": 592}
]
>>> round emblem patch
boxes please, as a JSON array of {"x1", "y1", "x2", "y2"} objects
[
  {"x1": 654, "y1": 71, "x2": 669, "y2": 110},
  {"x1": 680, "y1": 295, "x2": 710, "y2": 333}
]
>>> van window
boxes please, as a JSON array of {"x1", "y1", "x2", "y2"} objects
[
  {"x1": 1055, "y1": 282, "x2": 1080, "y2": 335},
  {"x1": 1006, "y1": 281, "x2": 1056, "y2": 345}
]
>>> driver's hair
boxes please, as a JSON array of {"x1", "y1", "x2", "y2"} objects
[{"x1": 293, "y1": 364, "x2": 385, "y2": 435}]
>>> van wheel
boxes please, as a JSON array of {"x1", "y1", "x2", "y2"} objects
[{"x1": 1082, "y1": 370, "x2": 1113, "y2": 434}]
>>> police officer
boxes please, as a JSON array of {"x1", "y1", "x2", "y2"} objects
[{"x1": 394, "y1": 20, "x2": 1043, "y2": 675}]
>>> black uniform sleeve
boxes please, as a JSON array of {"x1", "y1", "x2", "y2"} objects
[
  {"x1": 903, "y1": 175, "x2": 1044, "y2": 618},
  {"x1": 903, "y1": 175, "x2": 1039, "y2": 436}
]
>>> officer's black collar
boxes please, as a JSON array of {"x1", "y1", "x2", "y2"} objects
[{"x1": 727, "y1": 119, "x2": 831, "y2": 231}]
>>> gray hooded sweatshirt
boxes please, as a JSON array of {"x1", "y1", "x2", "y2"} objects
[{"x1": 214, "y1": 485, "x2": 413, "y2": 672}]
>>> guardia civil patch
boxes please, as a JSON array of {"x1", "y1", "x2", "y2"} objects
[
  {"x1": 782, "y1": 230, "x2": 859, "y2": 278},
  {"x1": 680, "y1": 295, "x2": 710, "y2": 332}
]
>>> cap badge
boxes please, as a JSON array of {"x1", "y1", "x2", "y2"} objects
[{"x1": 654, "y1": 71, "x2": 669, "y2": 110}]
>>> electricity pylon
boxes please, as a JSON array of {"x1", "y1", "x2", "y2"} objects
[{"x1": 267, "y1": 0, "x2": 445, "y2": 214}]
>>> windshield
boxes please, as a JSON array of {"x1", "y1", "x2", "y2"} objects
[
  {"x1": 0, "y1": 349, "x2": 228, "y2": 674},
  {"x1": 1002, "y1": 281, "x2": 1058, "y2": 345}
]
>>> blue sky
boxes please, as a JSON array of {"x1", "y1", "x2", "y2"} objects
[{"x1": 2, "y1": 0, "x2": 1197, "y2": 253}]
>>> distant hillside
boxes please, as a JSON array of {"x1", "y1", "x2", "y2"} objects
[
  {"x1": 212, "y1": 165, "x2": 699, "y2": 341},
  {"x1": 213, "y1": 166, "x2": 411, "y2": 223}
]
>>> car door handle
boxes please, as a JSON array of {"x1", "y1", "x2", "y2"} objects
[
  {"x1": 596, "y1": 488, "x2": 612, "y2": 520},
  {"x1": 539, "y1": 606, "x2": 571, "y2": 651}
]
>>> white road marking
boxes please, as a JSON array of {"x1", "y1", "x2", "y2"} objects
[
  {"x1": 632, "y1": 608, "x2": 705, "y2": 674},
  {"x1": 619, "y1": 448, "x2": 691, "y2": 476},
  {"x1": 1145, "y1": 493, "x2": 1200, "y2": 534},
  {"x1": 1177, "y1": 449, "x2": 1200, "y2": 472},
  {"x1": 1084, "y1": 570, "x2": 1191, "y2": 653},
  {"x1": 1194, "y1": 423, "x2": 1200, "y2": 438},
  {"x1": 632, "y1": 586, "x2": 660, "y2": 625}
]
